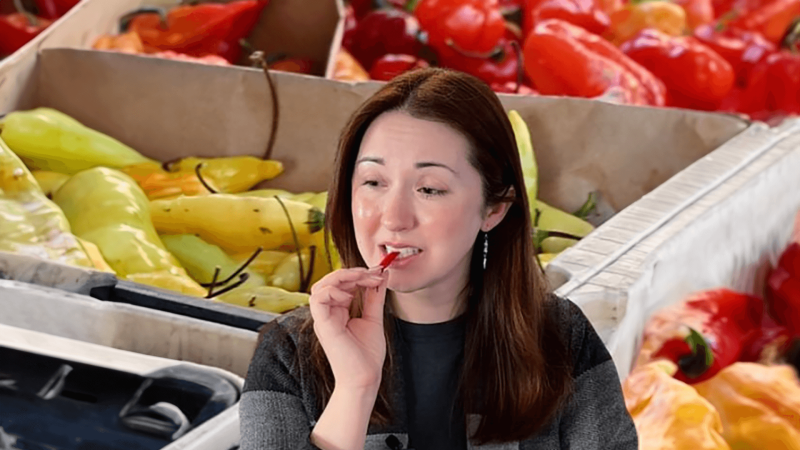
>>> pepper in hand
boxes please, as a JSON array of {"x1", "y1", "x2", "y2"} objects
[
  {"x1": 620, "y1": 28, "x2": 735, "y2": 109},
  {"x1": 524, "y1": 19, "x2": 666, "y2": 106}
]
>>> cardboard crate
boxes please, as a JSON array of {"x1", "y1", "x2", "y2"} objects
[{"x1": 0, "y1": 47, "x2": 753, "y2": 337}]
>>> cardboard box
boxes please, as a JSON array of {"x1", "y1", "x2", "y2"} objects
[{"x1": 0, "y1": 48, "x2": 753, "y2": 338}]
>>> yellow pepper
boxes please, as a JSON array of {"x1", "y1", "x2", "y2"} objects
[
  {"x1": 150, "y1": 195, "x2": 325, "y2": 254},
  {"x1": 623, "y1": 360, "x2": 730, "y2": 450},
  {"x1": 119, "y1": 162, "x2": 218, "y2": 200},
  {"x1": 229, "y1": 249, "x2": 289, "y2": 278},
  {"x1": 267, "y1": 245, "x2": 332, "y2": 293},
  {"x1": 215, "y1": 285, "x2": 310, "y2": 313},
  {"x1": 236, "y1": 188, "x2": 294, "y2": 199},
  {"x1": 0, "y1": 136, "x2": 95, "y2": 268},
  {"x1": 31, "y1": 171, "x2": 70, "y2": 198},
  {"x1": 164, "y1": 156, "x2": 284, "y2": 193},
  {"x1": 0, "y1": 108, "x2": 155, "y2": 174},
  {"x1": 606, "y1": 1, "x2": 687, "y2": 46},
  {"x1": 52, "y1": 167, "x2": 205, "y2": 296},
  {"x1": 160, "y1": 234, "x2": 264, "y2": 288},
  {"x1": 694, "y1": 363, "x2": 800, "y2": 449}
]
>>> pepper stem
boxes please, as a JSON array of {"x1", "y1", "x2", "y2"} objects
[
  {"x1": 510, "y1": 40, "x2": 523, "y2": 94},
  {"x1": 249, "y1": 51, "x2": 280, "y2": 161},
  {"x1": 200, "y1": 247, "x2": 263, "y2": 288},
  {"x1": 781, "y1": 17, "x2": 800, "y2": 53},
  {"x1": 194, "y1": 163, "x2": 218, "y2": 194},
  {"x1": 572, "y1": 192, "x2": 598, "y2": 220},
  {"x1": 677, "y1": 327, "x2": 715, "y2": 379},
  {"x1": 300, "y1": 245, "x2": 317, "y2": 293},
  {"x1": 207, "y1": 273, "x2": 251, "y2": 298},
  {"x1": 274, "y1": 195, "x2": 306, "y2": 288},
  {"x1": 204, "y1": 266, "x2": 222, "y2": 299},
  {"x1": 13, "y1": 0, "x2": 38, "y2": 27},
  {"x1": 445, "y1": 38, "x2": 505, "y2": 60}
]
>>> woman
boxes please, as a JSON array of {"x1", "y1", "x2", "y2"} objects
[{"x1": 240, "y1": 68, "x2": 637, "y2": 450}]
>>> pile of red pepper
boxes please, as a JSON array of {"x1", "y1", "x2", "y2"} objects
[
  {"x1": 0, "y1": 0, "x2": 79, "y2": 57},
  {"x1": 340, "y1": 0, "x2": 800, "y2": 120},
  {"x1": 637, "y1": 209, "x2": 800, "y2": 384}
]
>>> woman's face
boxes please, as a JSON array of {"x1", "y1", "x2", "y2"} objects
[{"x1": 351, "y1": 110, "x2": 491, "y2": 295}]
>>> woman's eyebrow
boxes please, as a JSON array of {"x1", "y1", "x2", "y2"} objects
[
  {"x1": 416, "y1": 161, "x2": 457, "y2": 175},
  {"x1": 356, "y1": 156, "x2": 384, "y2": 165}
]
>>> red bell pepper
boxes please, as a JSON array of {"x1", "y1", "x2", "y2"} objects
[
  {"x1": 620, "y1": 28, "x2": 734, "y2": 109},
  {"x1": 740, "y1": 51, "x2": 800, "y2": 115},
  {"x1": 647, "y1": 289, "x2": 764, "y2": 384},
  {"x1": 768, "y1": 242, "x2": 800, "y2": 335},
  {"x1": 674, "y1": 0, "x2": 715, "y2": 30},
  {"x1": 369, "y1": 54, "x2": 430, "y2": 80},
  {"x1": 0, "y1": 13, "x2": 52, "y2": 56},
  {"x1": 414, "y1": 0, "x2": 506, "y2": 54},
  {"x1": 439, "y1": 38, "x2": 522, "y2": 87},
  {"x1": 523, "y1": 0, "x2": 611, "y2": 37},
  {"x1": 124, "y1": 1, "x2": 268, "y2": 64},
  {"x1": 524, "y1": 19, "x2": 666, "y2": 106},
  {"x1": 693, "y1": 23, "x2": 776, "y2": 88},
  {"x1": 347, "y1": 8, "x2": 424, "y2": 71},
  {"x1": 728, "y1": 0, "x2": 800, "y2": 46},
  {"x1": 34, "y1": 0, "x2": 78, "y2": 19}
]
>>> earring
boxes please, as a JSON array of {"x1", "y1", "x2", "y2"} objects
[{"x1": 482, "y1": 232, "x2": 489, "y2": 270}]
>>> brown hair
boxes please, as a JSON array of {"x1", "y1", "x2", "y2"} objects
[{"x1": 302, "y1": 67, "x2": 573, "y2": 444}]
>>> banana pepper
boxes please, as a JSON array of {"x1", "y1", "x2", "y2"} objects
[
  {"x1": 0, "y1": 136, "x2": 96, "y2": 269},
  {"x1": 623, "y1": 360, "x2": 730, "y2": 450},
  {"x1": 150, "y1": 195, "x2": 325, "y2": 254},
  {"x1": 164, "y1": 156, "x2": 284, "y2": 193},
  {"x1": 215, "y1": 285, "x2": 310, "y2": 314},
  {"x1": 52, "y1": 167, "x2": 205, "y2": 296},
  {"x1": 0, "y1": 108, "x2": 156, "y2": 174},
  {"x1": 694, "y1": 362, "x2": 800, "y2": 449},
  {"x1": 160, "y1": 234, "x2": 264, "y2": 289},
  {"x1": 120, "y1": 162, "x2": 219, "y2": 200}
]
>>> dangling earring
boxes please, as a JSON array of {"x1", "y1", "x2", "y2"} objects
[{"x1": 482, "y1": 232, "x2": 489, "y2": 270}]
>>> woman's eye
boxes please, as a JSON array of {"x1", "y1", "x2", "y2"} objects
[
  {"x1": 362, "y1": 179, "x2": 379, "y2": 187},
  {"x1": 419, "y1": 187, "x2": 446, "y2": 197}
]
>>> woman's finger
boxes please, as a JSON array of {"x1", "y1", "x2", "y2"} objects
[
  {"x1": 361, "y1": 271, "x2": 388, "y2": 324},
  {"x1": 311, "y1": 268, "x2": 371, "y2": 294}
]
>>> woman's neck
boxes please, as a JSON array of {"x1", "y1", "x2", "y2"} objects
[{"x1": 389, "y1": 288, "x2": 467, "y2": 324}]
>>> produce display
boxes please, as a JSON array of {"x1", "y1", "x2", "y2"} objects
[
  {"x1": 0, "y1": 0, "x2": 80, "y2": 58},
  {"x1": 623, "y1": 210, "x2": 800, "y2": 448},
  {"x1": 335, "y1": 0, "x2": 800, "y2": 121},
  {"x1": 0, "y1": 103, "x2": 592, "y2": 312}
]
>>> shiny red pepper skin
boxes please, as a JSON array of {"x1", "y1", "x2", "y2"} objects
[
  {"x1": 650, "y1": 289, "x2": 764, "y2": 384},
  {"x1": 127, "y1": 1, "x2": 267, "y2": 64},
  {"x1": 0, "y1": 13, "x2": 53, "y2": 56},
  {"x1": 739, "y1": 51, "x2": 800, "y2": 116},
  {"x1": 524, "y1": 20, "x2": 665, "y2": 105},
  {"x1": 369, "y1": 54, "x2": 430, "y2": 80},
  {"x1": 439, "y1": 38, "x2": 521, "y2": 87},
  {"x1": 768, "y1": 243, "x2": 800, "y2": 335},
  {"x1": 693, "y1": 24, "x2": 776, "y2": 88},
  {"x1": 414, "y1": 0, "x2": 506, "y2": 53},
  {"x1": 620, "y1": 28, "x2": 734, "y2": 109},
  {"x1": 728, "y1": 0, "x2": 800, "y2": 46},
  {"x1": 34, "y1": 0, "x2": 78, "y2": 19},
  {"x1": 348, "y1": 9, "x2": 424, "y2": 71},
  {"x1": 380, "y1": 251, "x2": 400, "y2": 269},
  {"x1": 674, "y1": 0, "x2": 715, "y2": 29},
  {"x1": 524, "y1": 0, "x2": 611, "y2": 36}
]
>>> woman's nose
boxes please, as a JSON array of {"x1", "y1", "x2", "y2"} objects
[{"x1": 381, "y1": 188, "x2": 414, "y2": 232}]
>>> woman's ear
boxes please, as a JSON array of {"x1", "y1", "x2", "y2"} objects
[{"x1": 482, "y1": 186, "x2": 516, "y2": 232}]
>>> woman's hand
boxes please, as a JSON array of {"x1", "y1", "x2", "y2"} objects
[{"x1": 309, "y1": 267, "x2": 389, "y2": 391}]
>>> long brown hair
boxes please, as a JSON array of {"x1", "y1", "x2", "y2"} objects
[{"x1": 303, "y1": 67, "x2": 573, "y2": 444}]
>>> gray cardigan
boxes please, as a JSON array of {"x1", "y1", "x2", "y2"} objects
[{"x1": 240, "y1": 296, "x2": 638, "y2": 449}]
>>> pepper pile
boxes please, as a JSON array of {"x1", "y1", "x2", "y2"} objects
[
  {"x1": 90, "y1": 1, "x2": 300, "y2": 69},
  {"x1": 0, "y1": 0, "x2": 80, "y2": 57},
  {"x1": 625, "y1": 208, "x2": 800, "y2": 448},
  {"x1": 337, "y1": 0, "x2": 800, "y2": 120},
  {"x1": 0, "y1": 107, "x2": 340, "y2": 314}
]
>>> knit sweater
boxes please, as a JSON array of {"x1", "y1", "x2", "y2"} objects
[{"x1": 240, "y1": 296, "x2": 639, "y2": 449}]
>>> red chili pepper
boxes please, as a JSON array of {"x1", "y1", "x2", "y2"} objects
[
  {"x1": 126, "y1": 0, "x2": 268, "y2": 64},
  {"x1": 0, "y1": 13, "x2": 52, "y2": 56},
  {"x1": 347, "y1": 8, "x2": 424, "y2": 71},
  {"x1": 620, "y1": 28, "x2": 734, "y2": 109},
  {"x1": 369, "y1": 54, "x2": 430, "y2": 80},
  {"x1": 768, "y1": 242, "x2": 800, "y2": 335},
  {"x1": 380, "y1": 251, "x2": 400, "y2": 269},
  {"x1": 414, "y1": 0, "x2": 506, "y2": 54},
  {"x1": 693, "y1": 24, "x2": 776, "y2": 88},
  {"x1": 728, "y1": 0, "x2": 800, "y2": 46},
  {"x1": 524, "y1": 19, "x2": 666, "y2": 106},
  {"x1": 523, "y1": 0, "x2": 610, "y2": 37},
  {"x1": 439, "y1": 38, "x2": 521, "y2": 87},
  {"x1": 647, "y1": 288, "x2": 764, "y2": 384}
]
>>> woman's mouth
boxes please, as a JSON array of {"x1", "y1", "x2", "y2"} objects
[{"x1": 381, "y1": 245, "x2": 422, "y2": 261}]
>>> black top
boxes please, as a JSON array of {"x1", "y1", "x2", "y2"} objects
[{"x1": 395, "y1": 314, "x2": 468, "y2": 450}]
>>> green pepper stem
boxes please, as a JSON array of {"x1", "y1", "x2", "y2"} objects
[
  {"x1": 678, "y1": 327, "x2": 715, "y2": 379},
  {"x1": 274, "y1": 195, "x2": 306, "y2": 288},
  {"x1": 249, "y1": 51, "x2": 280, "y2": 161},
  {"x1": 445, "y1": 38, "x2": 505, "y2": 60}
]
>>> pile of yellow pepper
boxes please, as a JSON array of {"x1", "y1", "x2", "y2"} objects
[{"x1": 0, "y1": 107, "x2": 340, "y2": 314}]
